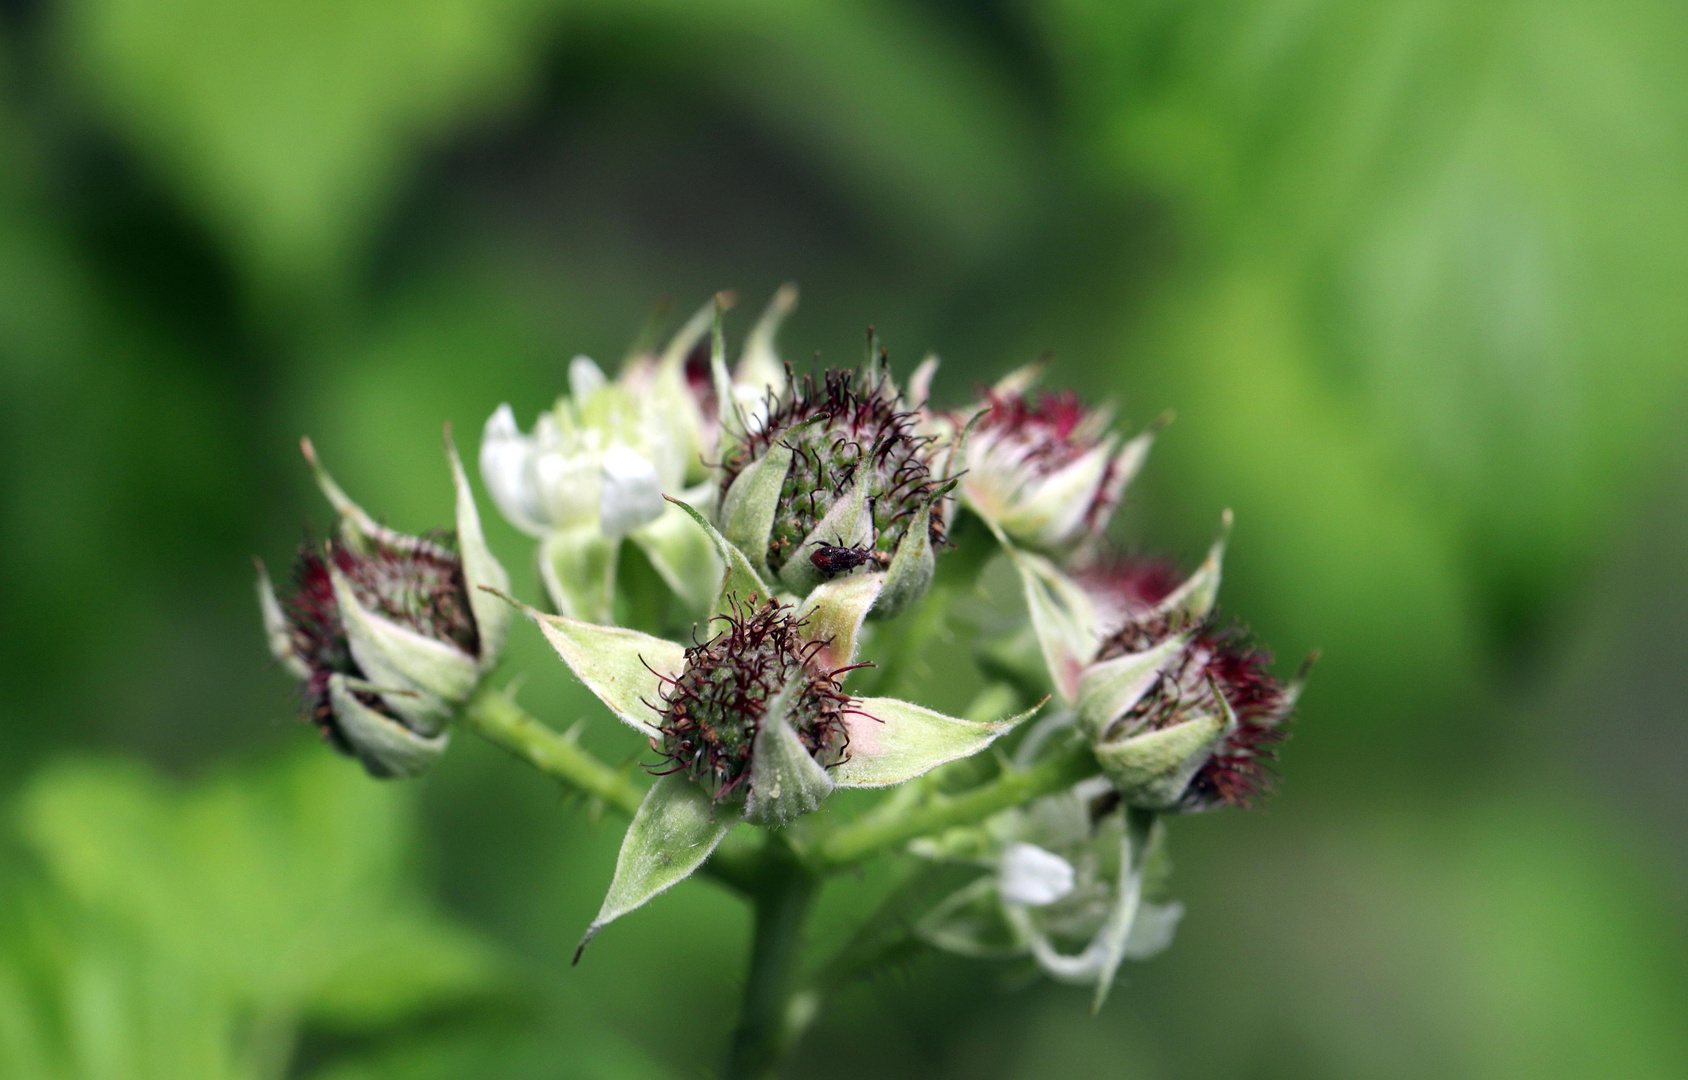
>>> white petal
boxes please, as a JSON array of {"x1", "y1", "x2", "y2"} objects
[
  {"x1": 569, "y1": 355, "x2": 608, "y2": 400},
  {"x1": 599, "y1": 445, "x2": 665, "y2": 536},
  {"x1": 479, "y1": 404, "x2": 550, "y2": 537},
  {"x1": 998, "y1": 843, "x2": 1076, "y2": 907}
]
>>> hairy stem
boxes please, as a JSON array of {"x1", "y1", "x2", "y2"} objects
[
  {"x1": 809, "y1": 740, "x2": 1099, "y2": 871},
  {"x1": 461, "y1": 685, "x2": 760, "y2": 890},
  {"x1": 461, "y1": 685, "x2": 645, "y2": 815},
  {"x1": 724, "y1": 844, "x2": 818, "y2": 1080}
]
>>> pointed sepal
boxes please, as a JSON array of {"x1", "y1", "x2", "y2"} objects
[
  {"x1": 718, "y1": 441, "x2": 791, "y2": 579},
  {"x1": 997, "y1": 531, "x2": 1099, "y2": 703},
  {"x1": 446, "y1": 427, "x2": 511, "y2": 669},
  {"x1": 872, "y1": 503, "x2": 934, "y2": 619},
  {"x1": 831, "y1": 697, "x2": 1042, "y2": 788},
  {"x1": 795, "y1": 572, "x2": 884, "y2": 672},
  {"x1": 744, "y1": 677, "x2": 836, "y2": 826},
  {"x1": 1074, "y1": 633, "x2": 1191, "y2": 739},
  {"x1": 666, "y1": 496, "x2": 776, "y2": 620},
  {"x1": 1154, "y1": 510, "x2": 1232, "y2": 621},
  {"x1": 1093, "y1": 694, "x2": 1235, "y2": 812},
  {"x1": 575, "y1": 775, "x2": 741, "y2": 961},
  {"x1": 328, "y1": 566, "x2": 474, "y2": 731},
  {"x1": 255, "y1": 559, "x2": 309, "y2": 679},
  {"x1": 512, "y1": 599, "x2": 685, "y2": 737}
]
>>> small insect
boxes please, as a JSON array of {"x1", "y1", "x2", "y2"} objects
[{"x1": 809, "y1": 538, "x2": 889, "y2": 577}]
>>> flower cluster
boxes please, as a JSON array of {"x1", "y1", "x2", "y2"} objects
[{"x1": 256, "y1": 285, "x2": 1306, "y2": 1016}]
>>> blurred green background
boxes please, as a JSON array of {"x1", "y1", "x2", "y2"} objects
[{"x1": 3, "y1": 0, "x2": 1687, "y2": 1077}]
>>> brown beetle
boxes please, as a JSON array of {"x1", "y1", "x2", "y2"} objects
[{"x1": 809, "y1": 538, "x2": 889, "y2": 577}]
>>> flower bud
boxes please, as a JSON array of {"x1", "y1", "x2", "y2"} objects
[
  {"x1": 257, "y1": 435, "x2": 509, "y2": 778},
  {"x1": 1081, "y1": 559, "x2": 1300, "y2": 813},
  {"x1": 957, "y1": 366, "x2": 1160, "y2": 552},
  {"x1": 717, "y1": 344, "x2": 956, "y2": 613}
]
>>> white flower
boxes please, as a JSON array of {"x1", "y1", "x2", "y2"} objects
[{"x1": 998, "y1": 842, "x2": 1077, "y2": 907}]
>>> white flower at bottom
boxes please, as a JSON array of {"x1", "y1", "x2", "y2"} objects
[{"x1": 998, "y1": 843, "x2": 1077, "y2": 907}]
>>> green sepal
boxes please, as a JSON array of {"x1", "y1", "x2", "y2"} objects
[
  {"x1": 516, "y1": 599, "x2": 684, "y2": 738},
  {"x1": 995, "y1": 528, "x2": 1098, "y2": 703},
  {"x1": 795, "y1": 572, "x2": 883, "y2": 672},
  {"x1": 737, "y1": 283, "x2": 797, "y2": 396},
  {"x1": 781, "y1": 466, "x2": 872, "y2": 596},
  {"x1": 328, "y1": 566, "x2": 474, "y2": 732},
  {"x1": 446, "y1": 428, "x2": 511, "y2": 669},
  {"x1": 538, "y1": 525, "x2": 620, "y2": 625},
  {"x1": 873, "y1": 503, "x2": 934, "y2": 619},
  {"x1": 1154, "y1": 510, "x2": 1232, "y2": 621},
  {"x1": 666, "y1": 496, "x2": 775, "y2": 620},
  {"x1": 1074, "y1": 633, "x2": 1191, "y2": 739},
  {"x1": 1093, "y1": 696, "x2": 1234, "y2": 812},
  {"x1": 831, "y1": 697, "x2": 1042, "y2": 789},
  {"x1": 327, "y1": 673, "x2": 450, "y2": 779},
  {"x1": 630, "y1": 489, "x2": 726, "y2": 614},
  {"x1": 299, "y1": 437, "x2": 406, "y2": 548},
  {"x1": 255, "y1": 559, "x2": 309, "y2": 679},
  {"x1": 719, "y1": 441, "x2": 791, "y2": 580},
  {"x1": 576, "y1": 775, "x2": 741, "y2": 961},
  {"x1": 744, "y1": 677, "x2": 836, "y2": 826}
]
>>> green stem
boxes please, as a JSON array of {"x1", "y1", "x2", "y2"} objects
[
  {"x1": 723, "y1": 845, "x2": 818, "y2": 1080},
  {"x1": 462, "y1": 686, "x2": 645, "y2": 816},
  {"x1": 810, "y1": 740, "x2": 1099, "y2": 871},
  {"x1": 461, "y1": 686, "x2": 761, "y2": 890}
]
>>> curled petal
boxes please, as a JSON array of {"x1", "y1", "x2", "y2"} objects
[
  {"x1": 998, "y1": 534, "x2": 1099, "y2": 703},
  {"x1": 599, "y1": 445, "x2": 665, "y2": 537},
  {"x1": 997, "y1": 843, "x2": 1076, "y2": 907},
  {"x1": 831, "y1": 697, "x2": 1040, "y2": 789}
]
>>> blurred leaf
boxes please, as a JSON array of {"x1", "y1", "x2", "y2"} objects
[
  {"x1": 1037, "y1": 0, "x2": 1688, "y2": 639},
  {"x1": 60, "y1": 0, "x2": 560, "y2": 297},
  {"x1": 8, "y1": 750, "x2": 501, "y2": 1075},
  {"x1": 59, "y1": 0, "x2": 1036, "y2": 301}
]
